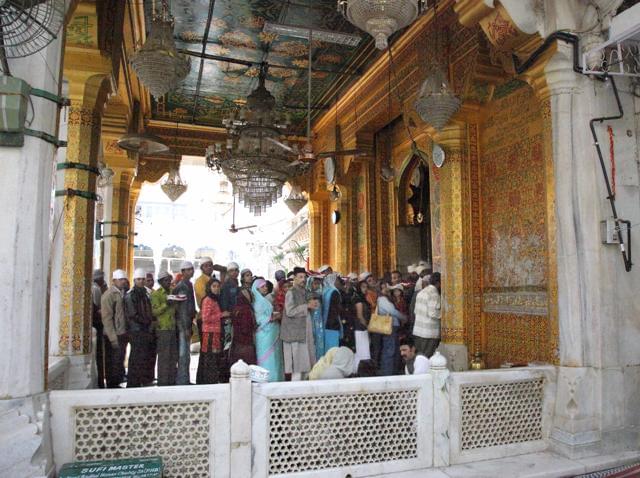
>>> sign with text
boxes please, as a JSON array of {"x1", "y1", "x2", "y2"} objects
[{"x1": 59, "y1": 456, "x2": 163, "y2": 478}]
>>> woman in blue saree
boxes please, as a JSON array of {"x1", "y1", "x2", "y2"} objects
[
  {"x1": 322, "y1": 273, "x2": 343, "y2": 352},
  {"x1": 306, "y1": 276, "x2": 324, "y2": 360},
  {"x1": 252, "y1": 278, "x2": 283, "y2": 382}
]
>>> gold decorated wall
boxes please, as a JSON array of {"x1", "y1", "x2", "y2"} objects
[
  {"x1": 307, "y1": 0, "x2": 559, "y2": 366},
  {"x1": 478, "y1": 80, "x2": 552, "y2": 367}
]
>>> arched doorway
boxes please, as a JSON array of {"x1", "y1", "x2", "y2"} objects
[{"x1": 396, "y1": 156, "x2": 432, "y2": 270}]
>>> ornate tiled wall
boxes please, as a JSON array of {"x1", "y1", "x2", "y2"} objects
[{"x1": 479, "y1": 81, "x2": 550, "y2": 367}]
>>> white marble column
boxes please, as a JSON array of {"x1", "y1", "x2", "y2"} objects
[
  {"x1": 545, "y1": 42, "x2": 640, "y2": 458},
  {"x1": 0, "y1": 36, "x2": 64, "y2": 477}
]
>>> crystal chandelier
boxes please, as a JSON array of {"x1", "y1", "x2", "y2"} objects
[
  {"x1": 130, "y1": 1, "x2": 190, "y2": 97},
  {"x1": 161, "y1": 166, "x2": 188, "y2": 202},
  {"x1": 206, "y1": 64, "x2": 307, "y2": 216},
  {"x1": 338, "y1": 0, "x2": 426, "y2": 50},
  {"x1": 414, "y1": 67, "x2": 461, "y2": 131},
  {"x1": 222, "y1": 64, "x2": 291, "y2": 161}
]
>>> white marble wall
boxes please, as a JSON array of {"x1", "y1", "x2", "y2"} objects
[
  {"x1": 251, "y1": 374, "x2": 434, "y2": 478},
  {"x1": 490, "y1": 0, "x2": 640, "y2": 459},
  {"x1": 49, "y1": 385, "x2": 231, "y2": 477}
]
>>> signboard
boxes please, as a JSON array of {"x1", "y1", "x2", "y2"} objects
[{"x1": 59, "y1": 457, "x2": 163, "y2": 478}]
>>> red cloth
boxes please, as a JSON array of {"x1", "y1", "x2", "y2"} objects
[
  {"x1": 201, "y1": 296, "x2": 223, "y2": 353},
  {"x1": 229, "y1": 289, "x2": 257, "y2": 365},
  {"x1": 274, "y1": 280, "x2": 286, "y2": 313}
]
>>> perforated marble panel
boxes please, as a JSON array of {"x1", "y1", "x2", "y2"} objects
[
  {"x1": 74, "y1": 402, "x2": 211, "y2": 477},
  {"x1": 460, "y1": 378, "x2": 544, "y2": 450},
  {"x1": 268, "y1": 390, "x2": 419, "y2": 474}
]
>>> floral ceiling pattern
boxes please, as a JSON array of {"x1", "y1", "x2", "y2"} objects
[{"x1": 147, "y1": 0, "x2": 374, "y2": 133}]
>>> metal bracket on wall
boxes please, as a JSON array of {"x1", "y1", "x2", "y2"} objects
[
  {"x1": 30, "y1": 88, "x2": 70, "y2": 107},
  {"x1": 56, "y1": 162, "x2": 101, "y2": 175},
  {"x1": 54, "y1": 188, "x2": 99, "y2": 201},
  {"x1": 24, "y1": 128, "x2": 67, "y2": 147}
]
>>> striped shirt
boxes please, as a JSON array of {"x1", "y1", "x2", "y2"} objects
[{"x1": 412, "y1": 285, "x2": 441, "y2": 339}]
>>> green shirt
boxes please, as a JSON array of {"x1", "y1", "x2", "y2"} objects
[{"x1": 151, "y1": 287, "x2": 176, "y2": 330}]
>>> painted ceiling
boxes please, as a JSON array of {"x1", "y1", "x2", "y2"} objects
[{"x1": 146, "y1": 0, "x2": 375, "y2": 134}]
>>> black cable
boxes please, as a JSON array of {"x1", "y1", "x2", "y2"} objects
[{"x1": 589, "y1": 75, "x2": 632, "y2": 271}]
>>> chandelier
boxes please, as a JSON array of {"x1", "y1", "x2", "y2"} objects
[
  {"x1": 284, "y1": 185, "x2": 307, "y2": 214},
  {"x1": 206, "y1": 64, "x2": 308, "y2": 216},
  {"x1": 338, "y1": 0, "x2": 426, "y2": 50},
  {"x1": 414, "y1": 68, "x2": 461, "y2": 131},
  {"x1": 130, "y1": 1, "x2": 190, "y2": 97},
  {"x1": 161, "y1": 166, "x2": 188, "y2": 202}
]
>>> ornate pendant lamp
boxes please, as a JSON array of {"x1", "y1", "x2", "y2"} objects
[
  {"x1": 161, "y1": 166, "x2": 188, "y2": 202},
  {"x1": 338, "y1": 0, "x2": 426, "y2": 50},
  {"x1": 413, "y1": 3, "x2": 460, "y2": 131},
  {"x1": 130, "y1": 1, "x2": 190, "y2": 97},
  {"x1": 414, "y1": 67, "x2": 461, "y2": 131},
  {"x1": 284, "y1": 185, "x2": 307, "y2": 214}
]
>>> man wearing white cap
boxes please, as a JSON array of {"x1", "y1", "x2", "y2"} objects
[
  {"x1": 318, "y1": 264, "x2": 333, "y2": 276},
  {"x1": 173, "y1": 260, "x2": 196, "y2": 384},
  {"x1": 413, "y1": 272, "x2": 442, "y2": 358},
  {"x1": 124, "y1": 268, "x2": 156, "y2": 387},
  {"x1": 101, "y1": 269, "x2": 128, "y2": 388},
  {"x1": 151, "y1": 271, "x2": 177, "y2": 386}
]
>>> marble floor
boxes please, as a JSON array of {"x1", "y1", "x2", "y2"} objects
[{"x1": 371, "y1": 451, "x2": 640, "y2": 478}]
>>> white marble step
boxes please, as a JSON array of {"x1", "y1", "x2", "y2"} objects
[{"x1": 370, "y1": 451, "x2": 640, "y2": 478}]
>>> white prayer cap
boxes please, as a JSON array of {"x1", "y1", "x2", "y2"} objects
[
  {"x1": 318, "y1": 264, "x2": 331, "y2": 273},
  {"x1": 416, "y1": 265, "x2": 427, "y2": 275},
  {"x1": 112, "y1": 269, "x2": 127, "y2": 280},
  {"x1": 180, "y1": 260, "x2": 194, "y2": 270},
  {"x1": 347, "y1": 272, "x2": 358, "y2": 280},
  {"x1": 359, "y1": 271, "x2": 372, "y2": 281},
  {"x1": 418, "y1": 260, "x2": 428, "y2": 267},
  {"x1": 227, "y1": 261, "x2": 239, "y2": 271},
  {"x1": 408, "y1": 264, "x2": 417, "y2": 273},
  {"x1": 133, "y1": 268, "x2": 147, "y2": 279},
  {"x1": 200, "y1": 257, "x2": 213, "y2": 265},
  {"x1": 158, "y1": 270, "x2": 171, "y2": 280}
]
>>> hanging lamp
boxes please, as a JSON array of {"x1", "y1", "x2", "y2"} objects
[
  {"x1": 414, "y1": 2, "x2": 461, "y2": 131},
  {"x1": 161, "y1": 166, "x2": 188, "y2": 202},
  {"x1": 130, "y1": 0, "x2": 190, "y2": 97},
  {"x1": 338, "y1": 0, "x2": 426, "y2": 50}
]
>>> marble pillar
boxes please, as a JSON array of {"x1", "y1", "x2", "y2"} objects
[
  {"x1": 0, "y1": 33, "x2": 64, "y2": 478},
  {"x1": 544, "y1": 42, "x2": 640, "y2": 458}
]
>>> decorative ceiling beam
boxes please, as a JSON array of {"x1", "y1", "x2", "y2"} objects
[
  {"x1": 178, "y1": 49, "x2": 363, "y2": 77},
  {"x1": 191, "y1": 0, "x2": 217, "y2": 123}
]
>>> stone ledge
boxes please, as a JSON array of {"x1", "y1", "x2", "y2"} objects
[{"x1": 370, "y1": 450, "x2": 640, "y2": 478}]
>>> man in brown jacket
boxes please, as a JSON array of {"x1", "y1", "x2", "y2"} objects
[{"x1": 101, "y1": 269, "x2": 128, "y2": 388}]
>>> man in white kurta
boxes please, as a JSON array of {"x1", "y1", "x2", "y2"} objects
[{"x1": 412, "y1": 272, "x2": 441, "y2": 358}]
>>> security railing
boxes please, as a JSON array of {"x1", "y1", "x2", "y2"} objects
[{"x1": 47, "y1": 362, "x2": 556, "y2": 478}]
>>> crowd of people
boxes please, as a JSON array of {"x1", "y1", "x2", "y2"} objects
[{"x1": 91, "y1": 259, "x2": 442, "y2": 388}]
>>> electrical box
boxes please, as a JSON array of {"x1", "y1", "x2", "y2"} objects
[
  {"x1": 0, "y1": 76, "x2": 30, "y2": 132},
  {"x1": 601, "y1": 217, "x2": 620, "y2": 244}
]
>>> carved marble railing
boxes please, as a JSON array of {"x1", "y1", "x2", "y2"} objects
[
  {"x1": 47, "y1": 363, "x2": 556, "y2": 478},
  {"x1": 49, "y1": 385, "x2": 231, "y2": 478}
]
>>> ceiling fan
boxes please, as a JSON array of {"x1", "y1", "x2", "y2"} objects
[{"x1": 229, "y1": 196, "x2": 257, "y2": 234}]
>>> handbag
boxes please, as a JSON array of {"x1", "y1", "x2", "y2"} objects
[{"x1": 368, "y1": 307, "x2": 393, "y2": 335}]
